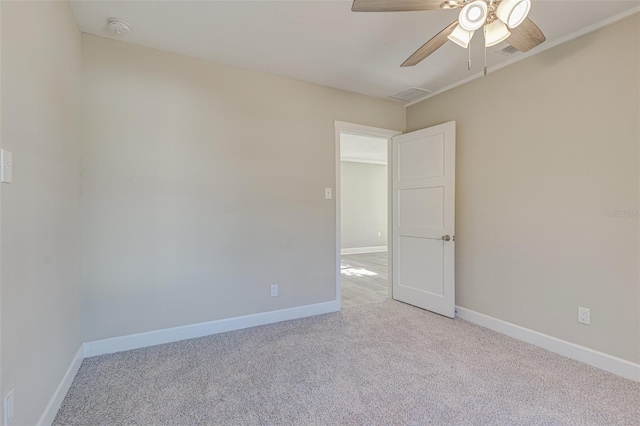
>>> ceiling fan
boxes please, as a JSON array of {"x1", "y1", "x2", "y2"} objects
[{"x1": 352, "y1": 0, "x2": 545, "y2": 73}]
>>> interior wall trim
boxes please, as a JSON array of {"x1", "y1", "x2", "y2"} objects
[
  {"x1": 341, "y1": 246, "x2": 388, "y2": 255},
  {"x1": 84, "y1": 300, "x2": 340, "y2": 358},
  {"x1": 37, "y1": 345, "x2": 85, "y2": 426},
  {"x1": 340, "y1": 157, "x2": 388, "y2": 165},
  {"x1": 456, "y1": 306, "x2": 640, "y2": 382}
]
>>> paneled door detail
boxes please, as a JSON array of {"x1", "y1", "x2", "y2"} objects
[{"x1": 392, "y1": 122, "x2": 455, "y2": 317}]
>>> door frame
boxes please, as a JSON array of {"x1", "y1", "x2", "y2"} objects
[{"x1": 334, "y1": 121, "x2": 402, "y2": 309}]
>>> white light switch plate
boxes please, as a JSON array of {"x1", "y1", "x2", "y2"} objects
[
  {"x1": 324, "y1": 187, "x2": 332, "y2": 200},
  {"x1": 1, "y1": 149, "x2": 13, "y2": 184}
]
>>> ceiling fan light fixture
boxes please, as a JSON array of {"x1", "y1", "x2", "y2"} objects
[
  {"x1": 448, "y1": 24, "x2": 474, "y2": 49},
  {"x1": 496, "y1": 0, "x2": 531, "y2": 29},
  {"x1": 459, "y1": 1, "x2": 488, "y2": 31},
  {"x1": 484, "y1": 20, "x2": 511, "y2": 47}
]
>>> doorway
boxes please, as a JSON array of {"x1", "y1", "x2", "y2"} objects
[
  {"x1": 334, "y1": 121, "x2": 456, "y2": 318},
  {"x1": 334, "y1": 122, "x2": 401, "y2": 309}
]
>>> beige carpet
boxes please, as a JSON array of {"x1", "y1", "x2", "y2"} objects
[{"x1": 55, "y1": 301, "x2": 640, "y2": 425}]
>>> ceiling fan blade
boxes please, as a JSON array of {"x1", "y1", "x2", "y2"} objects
[
  {"x1": 401, "y1": 20, "x2": 458, "y2": 67},
  {"x1": 507, "y1": 18, "x2": 546, "y2": 52},
  {"x1": 352, "y1": 0, "x2": 444, "y2": 12}
]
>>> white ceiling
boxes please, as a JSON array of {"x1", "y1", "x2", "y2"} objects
[
  {"x1": 70, "y1": 1, "x2": 639, "y2": 102},
  {"x1": 340, "y1": 133, "x2": 388, "y2": 164}
]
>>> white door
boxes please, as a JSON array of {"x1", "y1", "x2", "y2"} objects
[{"x1": 392, "y1": 121, "x2": 455, "y2": 317}]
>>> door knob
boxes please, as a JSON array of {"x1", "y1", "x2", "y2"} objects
[{"x1": 442, "y1": 235, "x2": 451, "y2": 241}]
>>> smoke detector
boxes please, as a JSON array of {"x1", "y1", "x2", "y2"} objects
[{"x1": 108, "y1": 18, "x2": 131, "y2": 36}]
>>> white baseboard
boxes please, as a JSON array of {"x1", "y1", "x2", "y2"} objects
[
  {"x1": 455, "y1": 306, "x2": 640, "y2": 382},
  {"x1": 37, "y1": 345, "x2": 84, "y2": 426},
  {"x1": 341, "y1": 246, "x2": 387, "y2": 255},
  {"x1": 84, "y1": 300, "x2": 340, "y2": 358}
]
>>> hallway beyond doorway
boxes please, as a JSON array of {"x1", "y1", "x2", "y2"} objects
[{"x1": 340, "y1": 252, "x2": 388, "y2": 308}]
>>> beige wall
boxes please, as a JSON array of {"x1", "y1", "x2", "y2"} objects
[
  {"x1": 81, "y1": 34, "x2": 404, "y2": 341},
  {"x1": 341, "y1": 161, "x2": 388, "y2": 249},
  {"x1": 1, "y1": 9, "x2": 637, "y2": 425},
  {"x1": 1, "y1": 2, "x2": 83, "y2": 425},
  {"x1": 407, "y1": 15, "x2": 640, "y2": 363}
]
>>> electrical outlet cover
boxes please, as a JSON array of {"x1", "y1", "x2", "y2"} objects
[
  {"x1": 578, "y1": 307, "x2": 591, "y2": 325},
  {"x1": 1, "y1": 149, "x2": 13, "y2": 184},
  {"x1": 4, "y1": 389, "x2": 14, "y2": 425}
]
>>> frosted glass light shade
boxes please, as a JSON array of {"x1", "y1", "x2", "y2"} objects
[
  {"x1": 496, "y1": 0, "x2": 531, "y2": 29},
  {"x1": 448, "y1": 24, "x2": 474, "y2": 48},
  {"x1": 459, "y1": 1, "x2": 488, "y2": 31},
  {"x1": 484, "y1": 20, "x2": 511, "y2": 47}
]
